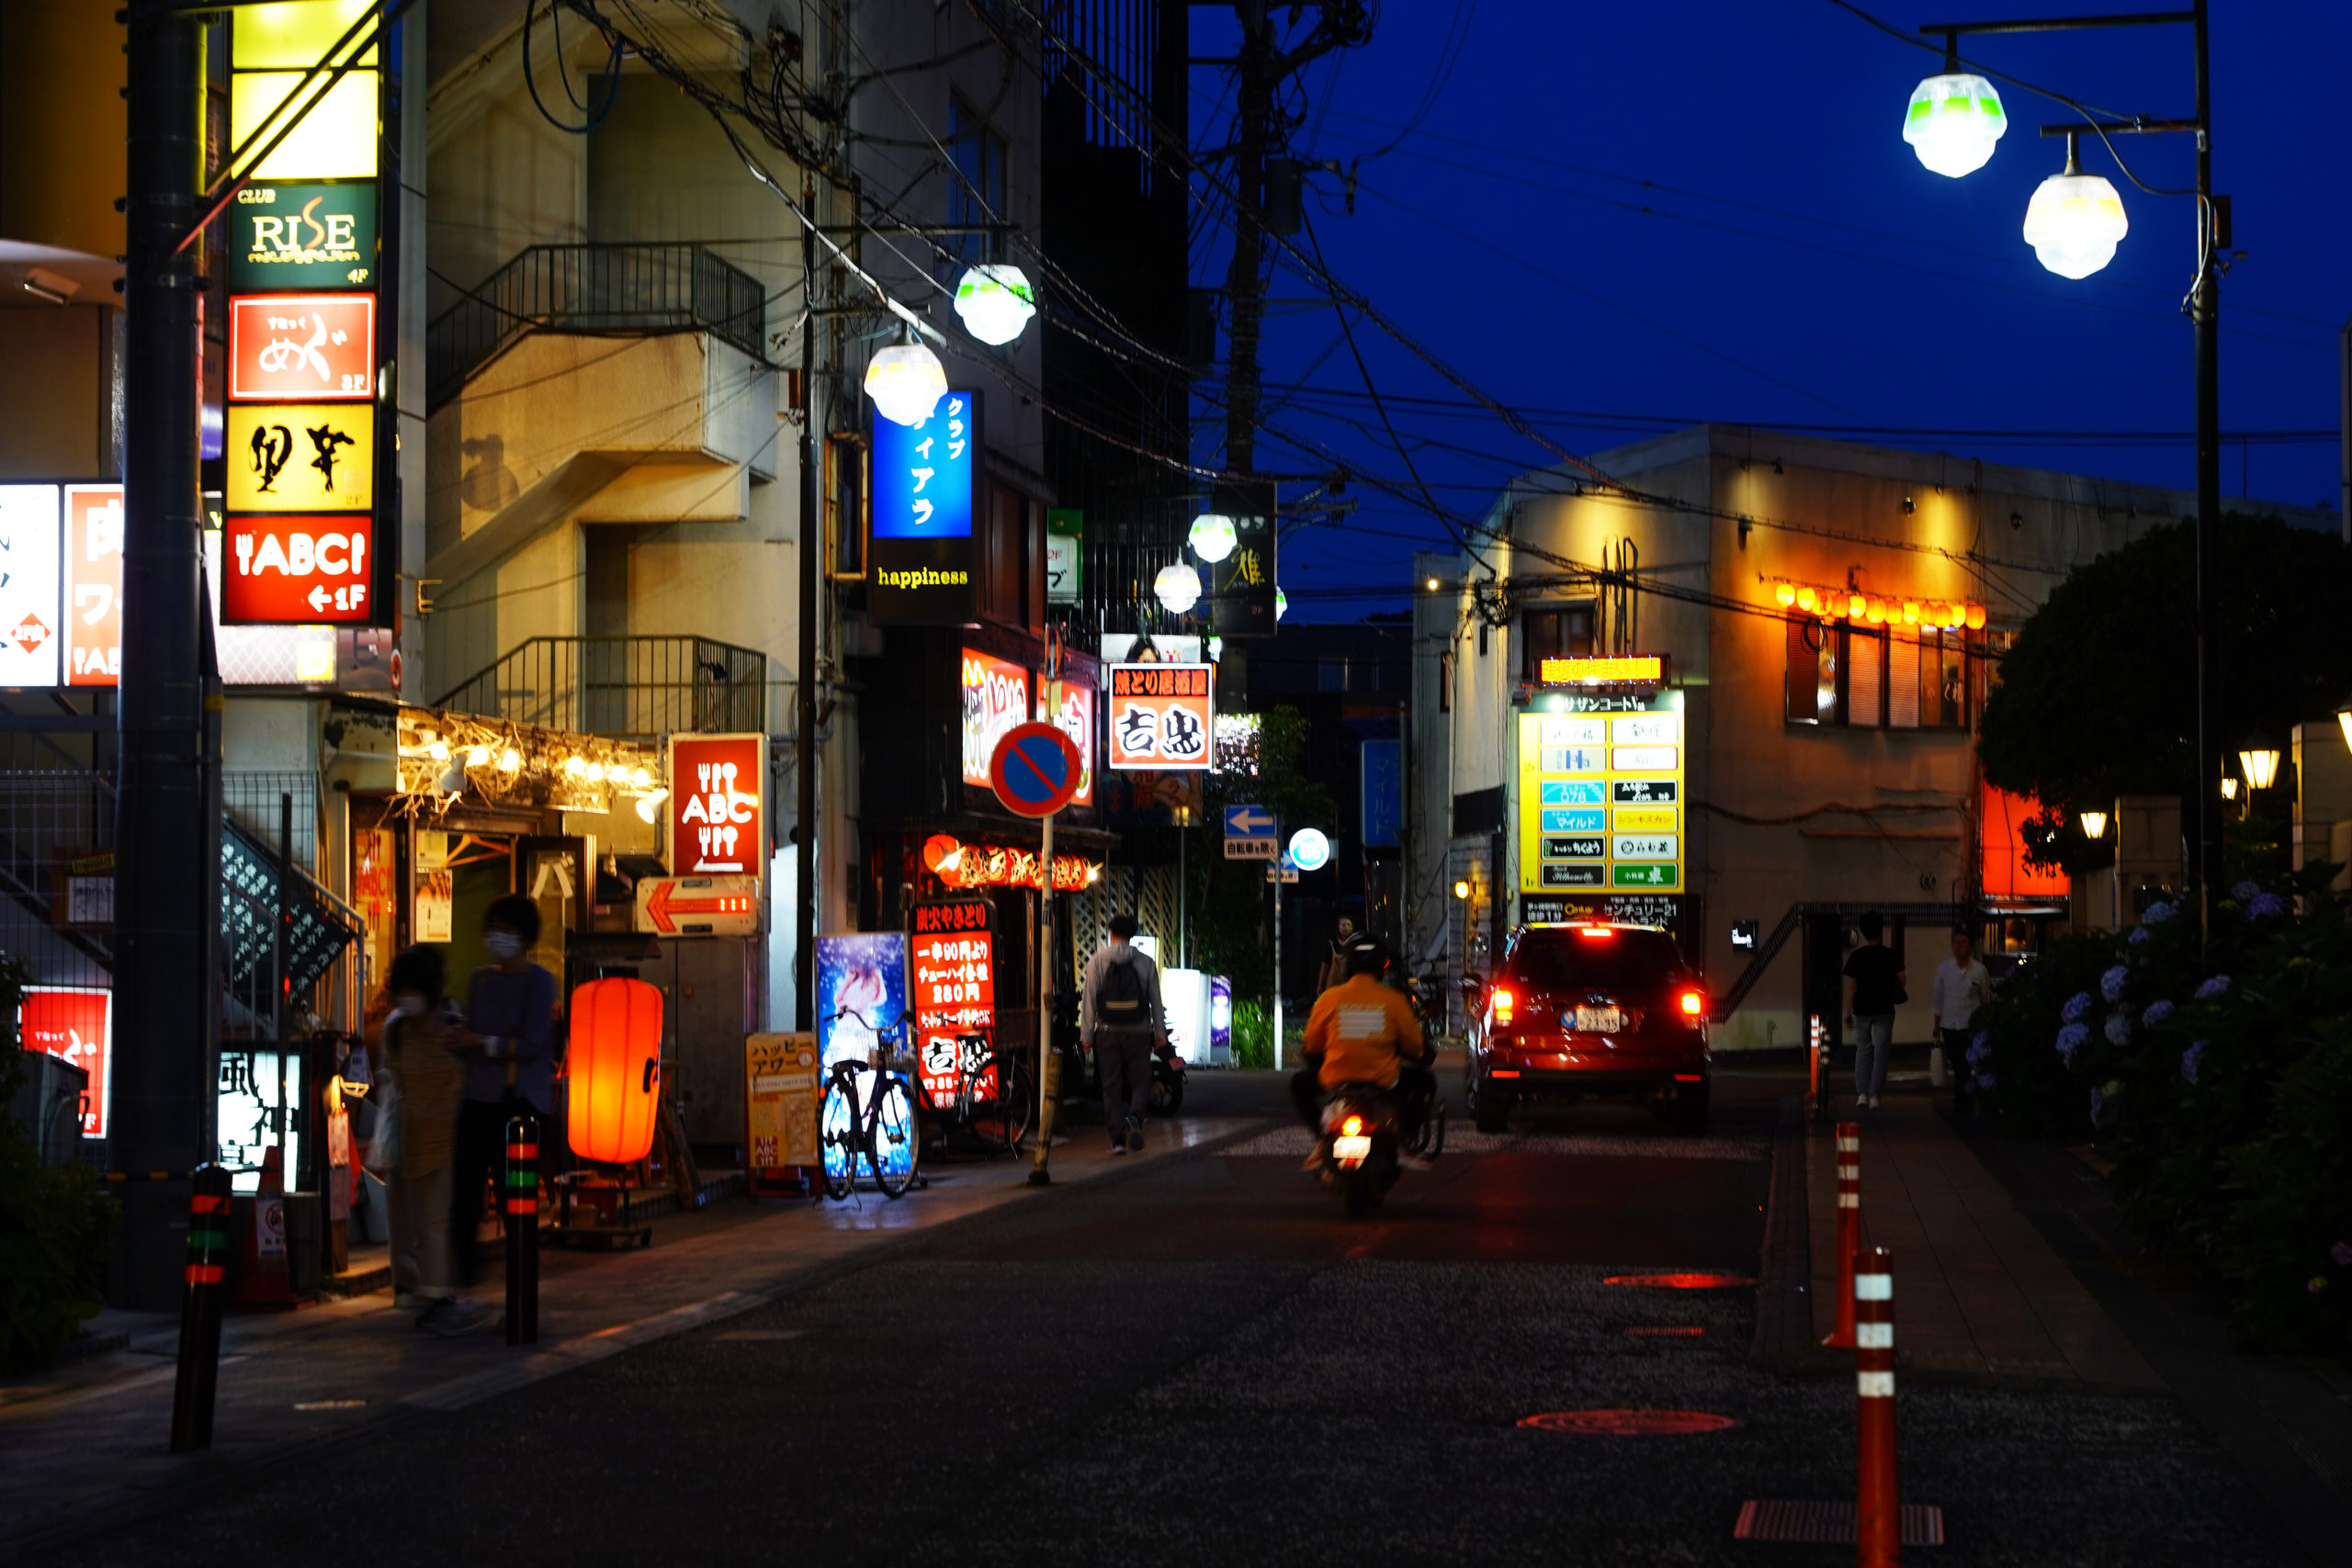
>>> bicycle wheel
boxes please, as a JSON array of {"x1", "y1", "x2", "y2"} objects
[
  {"x1": 865, "y1": 1075, "x2": 921, "y2": 1199},
  {"x1": 980, "y1": 1054, "x2": 1034, "y2": 1156},
  {"x1": 819, "y1": 1074, "x2": 860, "y2": 1201}
]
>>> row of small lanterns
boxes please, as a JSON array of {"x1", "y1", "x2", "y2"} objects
[{"x1": 1772, "y1": 580, "x2": 1987, "y2": 631}]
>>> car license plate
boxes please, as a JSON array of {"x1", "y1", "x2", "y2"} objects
[
  {"x1": 1572, "y1": 1006, "x2": 1624, "y2": 1033},
  {"x1": 1332, "y1": 1134, "x2": 1373, "y2": 1165}
]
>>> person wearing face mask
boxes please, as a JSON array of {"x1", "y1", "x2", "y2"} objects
[
  {"x1": 447, "y1": 895, "x2": 560, "y2": 1292},
  {"x1": 381, "y1": 944, "x2": 487, "y2": 1334}
]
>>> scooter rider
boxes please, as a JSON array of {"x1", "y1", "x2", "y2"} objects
[{"x1": 1291, "y1": 932, "x2": 1437, "y2": 1149}]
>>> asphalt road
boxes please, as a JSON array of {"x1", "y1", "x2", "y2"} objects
[{"x1": 40, "y1": 1070, "x2": 2302, "y2": 1567}]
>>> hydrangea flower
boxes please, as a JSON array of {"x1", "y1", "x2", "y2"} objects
[
  {"x1": 2099, "y1": 964, "x2": 2130, "y2": 1003},
  {"x1": 2143, "y1": 900, "x2": 2176, "y2": 923},
  {"x1": 2194, "y1": 975, "x2": 2231, "y2": 1000},
  {"x1": 2333, "y1": 1241, "x2": 2352, "y2": 1268},
  {"x1": 2247, "y1": 892, "x2": 2286, "y2": 919},
  {"x1": 1973, "y1": 1071, "x2": 1996, "y2": 1092},
  {"x1": 2232, "y1": 879, "x2": 2261, "y2": 903},
  {"x1": 2128, "y1": 925, "x2": 2153, "y2": 945},
  {"x1": 2103, "y1": 1012, "x2": 2133, "y2": 1046},
  {"x1": 2180, "y1": 1041, "x2": 2205, "y2": 1085},
  {"x1": 1965, "y1": 1037, "x2": 1991, "y2": 1068},
  {"x1": 2056, "y1": 1022, "x2": 2089, "y2": 1065},
  {"x1": 2142, "y1": 999, "x2": 2175, "y2": 1028},
  {"x1": 2089, "y1": 1086, "x2": 2106, "y2": 1125},
  {"x1": 2062, "y1": 992, "x2": 2093, "y2": 1023}
]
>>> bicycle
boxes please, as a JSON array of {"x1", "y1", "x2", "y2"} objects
[
  {"x1": 910, "y1": 1030, "x2": 1034, "y2": 1156},
  {"x1": 818, "y1": 1009, "x2": 922, "y2": 1201}
]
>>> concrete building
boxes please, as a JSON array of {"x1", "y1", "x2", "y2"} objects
[{"x1": 1408, "y1": 423, "x2": 2337, "y2": 1052}]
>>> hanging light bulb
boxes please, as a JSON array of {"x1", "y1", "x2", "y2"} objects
[
  {"x1": 864, "y1": 340, "x2": 949, "y2": 427},
  {"x1": 2022, "y1": 138, "x2": 2128, "y2": 279},
  {"x1": 1902, "y1": 70, "x2": 2007, "y2": 178},
  {"x1": 952, "y1": 265, "x2": 1036, "y2": 346},
  {"x1": 1275, "y1": 586, "x2": 1288, "y2": 621},
  {"x1": 583, "y1": 760, "x2": 606, "y2": 784},
  {"x1": 1187, "y1": 513, "x2": 1238, "y2": 562},
  {"x1": 636, "y1": 795, "x2": 662, "y2": 824},
  {"x1": 467, "y1": 746, "x2": 493, "y2": 767},
  {"x1": 1153, "y1": 562, "x2": 1202, "y2": 615},
  {"x1": 498, "y1": 748, "x2": 523, "y2": 773}
]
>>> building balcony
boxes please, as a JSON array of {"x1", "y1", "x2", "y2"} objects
[{"x1": 434, "y1": 636, "x2": 766, "y2": 745}]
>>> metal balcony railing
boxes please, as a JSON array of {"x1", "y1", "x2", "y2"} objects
[
  {"x1": 435, "y1": 637, "x2": 766, "y2": 744},
  {"x1": 425, "y1": 243, "x2": 767, "y2": 412}
]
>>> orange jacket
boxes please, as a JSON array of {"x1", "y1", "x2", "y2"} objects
[{"x1": 1303, "y1": 974, "x2": 1427, "y2": 1089}]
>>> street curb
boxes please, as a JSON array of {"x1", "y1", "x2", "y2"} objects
[{"x1": 1749, "y1": 1094, "x2": 1828, "y2": 1372}]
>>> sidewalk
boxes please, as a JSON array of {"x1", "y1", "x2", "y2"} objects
[
  {"x1": 0, "y1": 1117, "x2": 1261, "y2": 1562},
  {"x1": 1802, "y1": 1084, "x2": 2165, "y2": 1393}
]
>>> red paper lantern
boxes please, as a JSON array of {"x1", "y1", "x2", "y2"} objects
[{"x1": 567, "y1": 977, "x2": 663, "y2": 1164}]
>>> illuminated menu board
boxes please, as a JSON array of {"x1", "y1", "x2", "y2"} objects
[{"x1": 1516, "y1": 698, "x2": 1685, "y2": 895}]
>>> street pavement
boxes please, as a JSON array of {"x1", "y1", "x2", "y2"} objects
[{"x1": 2, "y1": 1066, "x2": 2320, "y2": 1566}]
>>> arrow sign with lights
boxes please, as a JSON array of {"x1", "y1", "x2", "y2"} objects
[{"x1": 634, "y1": 874, "x2": 761, "y2": 936}]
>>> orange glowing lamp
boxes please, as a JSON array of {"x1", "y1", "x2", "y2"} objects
[
  {"x1": 1773, "y1": 581, "x2": 1797, "y2": 608},
  {"x1": 566, "y1": 977, "x2": 663, "y2": 1164}
]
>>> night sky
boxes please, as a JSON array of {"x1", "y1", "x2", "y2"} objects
[{"x1": 1182, "y1": 1, "x2": 2352, "y2": 619}]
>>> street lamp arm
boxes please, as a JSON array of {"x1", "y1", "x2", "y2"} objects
[{"x1": 1918, "y1": 11, "x2": 2195, "y2": 35}]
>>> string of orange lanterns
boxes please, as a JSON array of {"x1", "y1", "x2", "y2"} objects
[{"x1": 1770, "y1": 580, "x2": 1986, "y2": 631}]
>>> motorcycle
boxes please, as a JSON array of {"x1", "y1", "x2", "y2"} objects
[
  {"x1": 1149, "y1": 1040, "x2": 1186, "y2": 1115},
  {"x1": 1314, "y1": 1080, "x2": 1444, "y2": 1218}
]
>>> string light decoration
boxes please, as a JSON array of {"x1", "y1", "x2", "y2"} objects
[
  {"x1": 1768, "y1": 581, "x2": 1985, "y2": 631},
  {"x1": 393, "y1": 709, "x2": 664, "y2": 822}
]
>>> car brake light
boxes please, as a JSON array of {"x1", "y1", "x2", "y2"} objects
[
  {"x1": 1490, "y1": 987, "x2": 1514, "y2": 1027},
  {"x1": 1340, "y1": 1114, "x2": 1364, "y2": 1136},
  {"x1": 1575, "y1": 926, "x2": 1614, "y2": 940},
  {"x1": 1673, "y1": 1073, "x2": 1703, "y2": 1082},
  {"x1": 1489, "y1": 1069, "x2": 1521, "y2": 1078},
  {"x1": 1679, "y1": 990, "x2": 1704, "y2": 1018}
]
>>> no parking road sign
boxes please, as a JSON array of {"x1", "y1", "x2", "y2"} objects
[{"x1": 989, "y1": 722, "x2": 1084, "y2": 818}]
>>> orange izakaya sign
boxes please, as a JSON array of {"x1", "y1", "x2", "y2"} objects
[
  {"x1": 1106, "y1": 662, "x2": 1214, "y2": 771},
  {"x1": 228, "y1": 294, "x2": 377, "y2": 400}
]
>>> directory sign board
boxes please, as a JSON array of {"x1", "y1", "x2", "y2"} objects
[
  {"x1": 220, "y1": 513, "x2": 374, "y2": 624},
  {"x1": 1517, "y1": 694, "x2": 1686, "y2": 895},
  {"x1": 227, "y1": 294, "x2": 377, "y2": 400},
  {"x1": 227, "y1": 402, "x2": 374, "y2": 512},
  {"x1": 869, "y1": 389, "x2": 978, "y2": 624},
  {"x1": 227, "y1": 181, "x2": 379, "y2": 292}
]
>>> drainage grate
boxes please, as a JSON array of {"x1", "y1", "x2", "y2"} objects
[
  {"x1": 1603, "y1": 1272, "x2": 1756, "y2": 1289},
  {"x1": 1521, "y1": 1409, "x2": 1741, "y2": 1435},
  {"x1": 1733, "y1": 1500, "x2": 1946, "y2": 1546},
  {"x1": 1623, "y1": 1325, "x2": 1706, "y2": 1337}
]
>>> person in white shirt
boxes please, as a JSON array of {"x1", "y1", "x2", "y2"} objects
[{"x1": 1929, "y1": 930, "x2": 1991, "y2": 1092}]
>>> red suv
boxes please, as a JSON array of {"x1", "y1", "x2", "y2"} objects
[{"x1": 1465, "y1": 922, "x2": 1710, "y2": 1135}]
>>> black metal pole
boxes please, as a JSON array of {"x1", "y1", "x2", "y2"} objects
[
  {"x1": 795, "y1": 175, "x2": 819, "y2": 1031},
  {"x1": 167, "y1": 1164, "x2": 231, "y2": 1450},
  {"x1": 1222, "y1": 6, "x2": 1270, "y2": 475},
  {"x1": 2190, "y1": 0, "x2": 2222, "y2": 940},
  {"x1": 114, "y1": 3, "x2": 218, "y2": 1310},
  {"x1": 503, "y1": 1114, "x2": 539, "y2": 1345}
]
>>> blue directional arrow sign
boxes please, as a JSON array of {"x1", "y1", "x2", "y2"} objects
[{"x1": 1225, "y1": 804, "x2": 1275, "y2": 837}]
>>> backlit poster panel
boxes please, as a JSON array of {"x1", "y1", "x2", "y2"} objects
[
  {"x1": 62, "y1": 485, "x2": 122, "y2": 688},
  {"x1": 814, "y1": 931, "x2": 908, "y2": 1070},
  {"x1": 0, "y1": 485, "x2": 61, "y2": 686},
  {"x1": 960, "y1": 649, "x2": 1030, "y2": 787},
  {"x1": 23, "y1": 987, "x2": 110, "y2": 1137}
]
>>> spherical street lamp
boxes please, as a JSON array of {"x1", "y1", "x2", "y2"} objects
[
  {"x1": 1187, "y1": 513, "x2": 1238, "y2": 562},
  {"x1": 864, "y1": 341, "x2": 947, "y2": 427},
  {"x1": 1902, "y1": 71, "x2": 2007, "y2": 178},
  {"x1": 1275, "y1": 586, "x2": 1288, "y2": 621},
  {"x1": 1152, "y1": 562, "x2": 1202, "y2": 615},
  {"x1": 952, "y1": 265, "x2": 1035, "y2": 346},
  {"x1": 2022, "y1": 144, "x2": 2128, "y2": 279}
]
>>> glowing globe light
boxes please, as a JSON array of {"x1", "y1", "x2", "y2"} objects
[
  {"x1": 1275, "y1": 586, "x2": 1288, "y2": 621},
  {"x1": 1188, "y1": 513, "x2": 1238, "y2": 562},
  {"x1": 864, "y1": 341, "x2": 948, "y2": 427},
  {"x1": 2022, "y1": 165, "x2": 2128, "y2": 279},
  {"x1": 1153, "y1": 562, "x2": 1202, "y2": 615},
  {"x1": 953, "y1": 265, "x2": 1035, "y2": 346},
  {"x1": 1902, "y1": 72, "x2": 2007, "y2": 178},
  {"x1": 1288, "y1": 827, "x2": 1330, "y2": 872}
]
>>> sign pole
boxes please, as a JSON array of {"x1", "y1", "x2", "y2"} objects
[
  {"x1": 1029, "y1": 807, "x2": 1057, "y2": 1185},
  {"x1": 984, "y1": 720, "x2": 1083, "y2": 1190},
  {"x1": 1272, "y1": 862, "x2": 1283, "y2": 1072}
]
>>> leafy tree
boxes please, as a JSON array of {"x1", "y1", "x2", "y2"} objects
[
  {"x1": 1979, "y1": 514, "x2": 2352, "y2": 826},
  {"x1": 1175, "y1": 705, "x2": 1334, "y2": 999}
]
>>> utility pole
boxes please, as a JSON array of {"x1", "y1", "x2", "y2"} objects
[
  {"x1": 795, "y1": 173, "x2": 820, "y2": 1030},
  {"x1": 114, "y1": 6, "x2": 220, "y2": 1308},
  {"x1": 2188, "y1": 0, "x2": 2222, "y2": 939},
  {"x1": 1222, "y1": 2, "x2": 1272, "y2": 477}
]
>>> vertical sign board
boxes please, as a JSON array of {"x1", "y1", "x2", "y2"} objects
[
  {"x1": 743, "y1": 1032, "x2": 821, "y2": 1179},
  {"x1": 1517, "y1": 692, "x2": 1686, "y2": 897},
  {"x1": 910, "y1": 897, "x2": 997, "y2": 1103},
  {"x1": 1045, "y1": 508, "x2": 1082, "y2": 604},
  {"x1": 1106, "y1": 663, "x2": 1215, "y2": 771},
  {"x1": 868, "y1": 389, "x2": 978, "y2": 625},
  {"x1": 1360, "y1": 737, "x2": 1402, "y2": 849},
  {"x1": 1035, "y1": 676, "x2": 1096, "y2": 807},
  {"x1": 23, "y1": 987, "x2": 111, "y2": 1137},
  {"x1": 667, "y1": 733, "x2": 766, "y2": 881},
  {"x1": 1207, "y1": 479, "x2": 1278, "y2": 638},
  {"x1": 958, "y1": 649, "x2": 1031, "y2": 787},
  {"x1": 0, "y1": 486, "x2": 61, "y2": 686},
  {"x1": 62, "y1": 486, "x2": 123, "y2": 688}
]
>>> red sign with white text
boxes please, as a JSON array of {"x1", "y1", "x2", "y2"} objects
[
  {"x1": 910, "y1": 900, "x2": 996, "y2": 1104},
  {"x1": 667, "y1": 733, "x2": 766, "y2": 878},
  {"x1": 228, "y1": 293, "x2": 377, "y2": 400},
  {"x1": 23, "y1": 987, "x2": 110, "y2": 1137},
  {"x1": 220, "y1": 514, "x2": 374, "y2": 624},
  {"x1": 62, "y1": 485, "x2": 122, "y2": 688}
]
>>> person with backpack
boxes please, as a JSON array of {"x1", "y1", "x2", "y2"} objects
[{"x1": 1080, "y1": 914, "x2": 1167, "y2": 1155}]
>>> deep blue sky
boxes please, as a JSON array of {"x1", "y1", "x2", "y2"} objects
[{"x1": 1182, "y1": 1, "x2": 2352, "y2": 619}]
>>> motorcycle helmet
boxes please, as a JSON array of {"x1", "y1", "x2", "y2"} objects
[{"x1": 1340, "y1": 931, "x2": 1392, "y2": 979}]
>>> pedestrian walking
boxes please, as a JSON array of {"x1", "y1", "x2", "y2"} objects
[
  {"x1": 1929, "y1": 927, "x2": 1991, "y2": 1099},
  {"x1": 449, "y1": 896, "x2": 560, "y2": 1290},
  {"x1": 380, "y1": 945, "x2": 489, "y2": 1335},
  {"x1": 1080, "y1": 914, "x2": 1166, "y2": 1155},
  {"x1": 1843, "y1": 911, "x2": 1905, "y2": 1110},
  {"x1": 1315, "y1": 918, "x2": 1357, "y2": 998}
]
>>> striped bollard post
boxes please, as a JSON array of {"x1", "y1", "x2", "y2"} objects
[
  {"x1": 1854, "y1": 1245, "x2": 1900, "y2": 1567},
  {"x1": 503, "y1": 1115, "x2": 539, "y2": 1346},
  {"x1": 1810, "y1": 1013, "x2": 1830, "y2": 1124},
  {"x1": 1823, "y1": 1122, "x2": 1861, "y2": 1348},
  {"x1": 169, "y1": 1164, "x2": 232, "y2": 1451}
]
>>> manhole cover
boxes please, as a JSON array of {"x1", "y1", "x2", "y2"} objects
[
  {"x1": 1602, "y1": 1272, "x2": 1756, "y2": 1289},
  {"x1": 1520, "y1": 1409, "x2": 1740, "y2": 1435},
  {"x1": 1733, "y1": 1500, "x2": 1945, "y2": 1546},
  {"x1": 1623, "y1": 1325, "x2": 1706, "y2": 1337}
]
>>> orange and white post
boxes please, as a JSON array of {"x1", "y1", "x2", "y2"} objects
[
  {"x1": 1854, "y1": 1244, "x2": 1900, "y2": 1568},
  {"x1": 1824, "y1": 1121, "x2": 1861, "y2": 1348}
]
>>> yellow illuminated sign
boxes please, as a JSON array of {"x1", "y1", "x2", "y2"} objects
[
  {"x1": 231, "y1": 0, "x2": 378, "y2": 69},
  {"x1": 1538, "y1": 655, "x2": 1664, "y2": 685},
  {"x1": 226, "y1": 404, "x2": 373, "y2": 512},
  {"x1": 1517, "y1": 707, "x2": 1686, "y2": 896},
  {"x1": 231, "y1": 71, "x2": 379, "y2": 179}
]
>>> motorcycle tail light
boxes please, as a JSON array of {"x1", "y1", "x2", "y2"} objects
[
  {"x1": 1340, "y1": 1114, "x2": 1364, "y2": 1136},
  {"x1": 1491, "y1": 987, "x2": 1514, "y2": 1027}
]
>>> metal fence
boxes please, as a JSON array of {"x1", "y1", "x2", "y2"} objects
[
  {"x1": 425, "y1": 242, "x2": 768, "y2": 412},
  {"x1": 0, "y1": 770, "x2": 116, "y2": 990},
  {"x1": 435, "y1": 636, "x2": 767, "y2": 744}
]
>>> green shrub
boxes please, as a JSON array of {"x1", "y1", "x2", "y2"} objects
[
  {"x1": 1228, "y1": 999, "x2": 1273, "y2": 1071},
  {"x1": 0, "y1": 955, "x2": 119, "y2": 1374}
]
